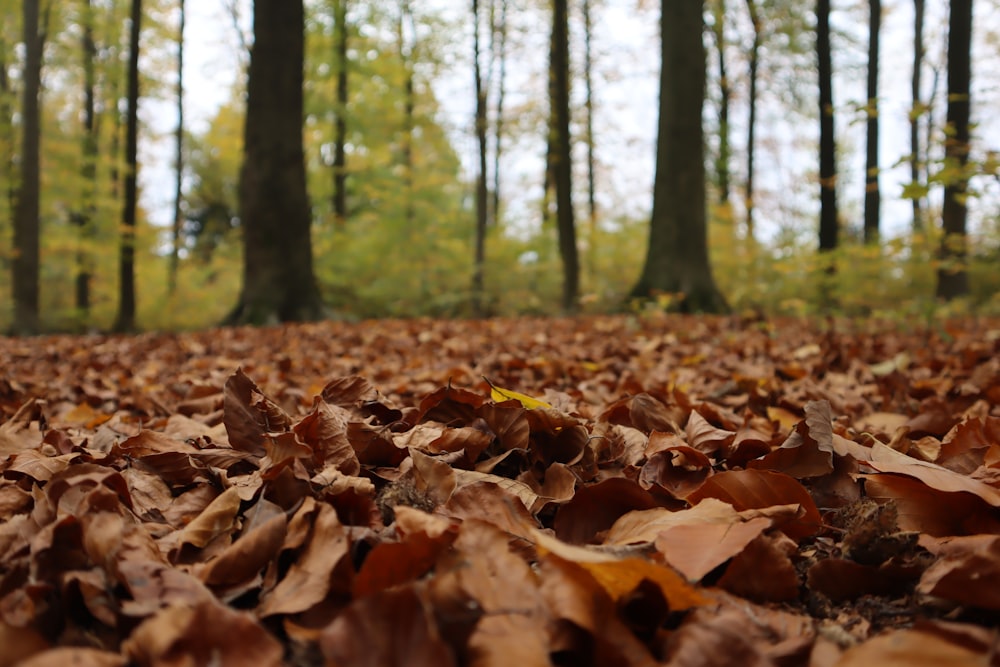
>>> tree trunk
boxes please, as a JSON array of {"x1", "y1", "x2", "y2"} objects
[
  {"x1": 910, "y1": 0, "x2": 925, "y2": 233},
  {"x1": 398, "y1": 1, "x2": 415, "y2": 234},
  {"x1": 491, "y1": 0, "x2": 507, "y2": 227},
  {"x1": 471, "y1": 0, "x2": 488, "y2": 317},
  {"x1": 630, "y1": 0, "x2": 726, "y2": 313},
  {"x1": 0, "y1": 36, "x2": 13, "y2": 227},
  {"x1": 936, "y1": 0, "x2": 972, "y2": 300},
  {"x1": 332, "y1": 0, "x2": 348, "y2": 229},
  {"x1": 710, "y1": 0, "x2": 731, "y2": 210},
  {"x1": 229, "y1": 0, "x2": 322, "y2": 324},
  {"x1": 12, "y1": 0, "x2": 43, "y2": 335},
  {"x1": 817, "y1": 0, "x2": 838, "y2": 254},
  {"x1": 863, "y1": 0, "x2": 880, "y2": 244},
  {"x1": 551, "y1": 0, "x2": 577, "y2": 313},
  {"x1": 745, "y1": 0, "x2": 761, "y2": 242},
  {"x1": 75, "y1": 0, "x2": 98, "y2": 321},
  {"x1": 114, "y1": 0, "x2": 141, "y2": 332},
  {"x1": 582, "y1": 0, "x2": 597, "y2": 279},
  {"x1": 169, "y1": 0, "x2": 185, "y2": 294}
]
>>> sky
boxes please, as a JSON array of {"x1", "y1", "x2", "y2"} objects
[{"x1": 140, "y1": 0, "x2": 1000, "y2": 245}]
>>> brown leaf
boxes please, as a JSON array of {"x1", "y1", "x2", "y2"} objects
[
  {"x1": 917, "y1": 534, "x2": 1000, "y2": 610},
  {"x1": 686, "y1": 469, "x2": 822, "y2": 539},
  {"x1": 321, "y1": 584, "x2": 458, "y2": 667},
  {"x1": 175, "y1": 485, "x2": 242, "y2": 551},
  {"x1": 717, "y1": 532, "x2": 800, "y2": 602},
  {"x1": 685, "y1": 409, "x2": 735, "y2": 455},
  {"x1": 554, "y1": 477, "x2": 658, "y2": 545},
  {"x1": 200, "y1": 504, "x2": 287, "y2": 589},
  {"x1": 15, "y1": 648, "x2": 125, "y2": 667},
  {"x1": 866, "y1": 443, "x2": 1000, "y2": 507},
  {"x1": 0, "y1": 398, "x2": 44, "y2": 455},
  {"x1": 835, "y1": 627, "x2": 988, "y2": 666},
  {"x1": 320, "y1": 375, "x2": 376, "y2": 407},
  {"x1": 293, "y1": 398, "x2": 360, "y2": 474},
  {"x1": 124, "y1": 599, "x2": 283, "y2": 666},
  {"x1": 257, "y1": 503, "x2": 349, "y2": 616},
  {"x1": 223, "y1": 368, "x2": 290, "y2": 456}
]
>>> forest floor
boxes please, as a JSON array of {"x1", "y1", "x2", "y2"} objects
[{"x1": 1, "y1": 314, "x2": 1000, "y2": 666}]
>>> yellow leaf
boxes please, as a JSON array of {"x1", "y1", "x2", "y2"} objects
[{"x1": 484, "y1": 377, "x2": 552, "y2": 410}]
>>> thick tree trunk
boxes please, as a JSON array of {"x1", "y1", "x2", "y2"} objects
[
  {"x1": 936, "y1": 0, "x2": 972, "y2": 300},
  {"x1": 332, "y1": 0, "x2": 348, "y2": 229},
  {"x1": 229, "y1": 0, "x2": 322, "y2": 324},
  {"x1": 12, "y1": 0, "x2": 42, "y2": 335},
  {"x1": 169, "y1": 0, "x2": 185, "y2": 294},
  {"x1": 817, "y1": 0, "x2": 838, "y2": 254},
  {"x1": 910, "y1": 0, "x2": 925, "y2": 233},
  {"x1": 551, "y1": 0, "x2": 578, "y2": 313},
  {"x1": 114, "y1": 0, "x2": 141, "y2": 332},
  {"x1": 863, "y1": 0, "x2": 880, "y2": 244},
  {"x1": 471, "y1": 0, "x2": 488, "y2": 317},
  {"x1": 630, "y1": 0, "x2": 726, "y2": 313}
]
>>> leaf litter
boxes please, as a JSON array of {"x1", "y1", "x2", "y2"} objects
[{"x1": 2, "y1": 314, "x2": 1000, "y2": 665}]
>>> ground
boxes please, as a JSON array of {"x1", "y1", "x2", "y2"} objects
[{"x1": 1, "y1": 314, "x2": 999, "y2": 666}]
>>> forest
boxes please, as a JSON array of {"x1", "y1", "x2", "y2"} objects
[
  {"x1": 7, "y1": 2, "x2": 1000, "y2": 664},
  {"x1": 1, "y1": 0, "x2": 997, "y2": 331}
]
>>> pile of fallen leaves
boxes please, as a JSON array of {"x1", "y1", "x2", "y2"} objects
[{"x1": 1, "y1": 314, "x2": 999, "y2": 666}]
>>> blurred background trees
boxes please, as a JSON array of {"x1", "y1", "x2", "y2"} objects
[{"x1": 2, "y1": 0, "x2": 998, "y2": 332}]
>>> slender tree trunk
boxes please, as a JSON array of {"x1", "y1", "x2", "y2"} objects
[
  {"x1": 863, "y1": 0, "x2": 880, "y2": 244},
  {"x1": 0, "y1": 38, "x2": 13, "y2": 231},
  {"x1": 551, "y1": 0, "x2": 577, "y2": 313},
  {"x1": 397, "y1": 1, "x2": 415, "y2": 233},
  {"x1": 936, "y1": 0, "x2": 972, "y2": 300},
  {"x1": 745, "y1": 0, "x2": 761, "y2": 242},
  {"x1": 75, "y1": 0, "x2": 98, "y2": 321},
  {"x1": 582, "y1": 0, "x2": 597, "y2": 280},
  {"x1": 817, "y1": 0, "x2": 838, "y2": 254},
  {"x1": 472, "y1": 0, "x2": 488, "y2": 316},
  {"x1": 229, "y1": 0, "x2": 322, "y2": 324},
  {"x1": 169, "y1": 0, "x2": 185, "y2": 294},
  {"x1": 114, "y1": 0, "x2": 141, "y2": 332},
  {"x1": 12, "y1": 0, "x2": 43, "y2": 334},
  {"x1": 491, "y1": 0, "x2": 507, "y2": 227},
  {"x1": 630, "y1": 0, "x2": 726, "y2": 313},
  {"x1": 910, "y1": 0, "x2": 925, "y2": 233},
  {"x1": 710, "y1": 0, "x2": 731, "y2": 210},
  {"x1": 332, "y1": 0, "x2": 348, "y2": 229}
]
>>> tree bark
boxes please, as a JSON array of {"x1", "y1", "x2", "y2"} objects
[
  {"x1": 332, "y1": 0, "x2": 348, "y2": 229},
  {"x1": 471, "y1": 0, "x2": 488, "y2": 317},
  {"x1": 817, "y1": 0, "x2": 838, "y2": 254},
  {"x1": 169, "y1": 0, "x2": 185, "y2": 294},
  {"x1": 114, "y1": 0, "x2": 141, "y2": 332},
  {"x1": 936, "y1": 0, "x2": 972, "y2": 300},
  {"x1": 229, "y1": 0, "x2": 322, "y2": 324},
  {"x1": 551, "y1": 0, "x2": 578, "y2": 313},
  {"x1": 910, "y1": 0, "x2": 925, "y2": 233},
  {"x1": 863, "y1": 0, "x2": 880, "y2": 244},
  {"x1": 630, "y1": 0, "x2": 726, "y2": 313},
  {"x1": 12, "y1": 0, "x2": 43, "y2": 334}
]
